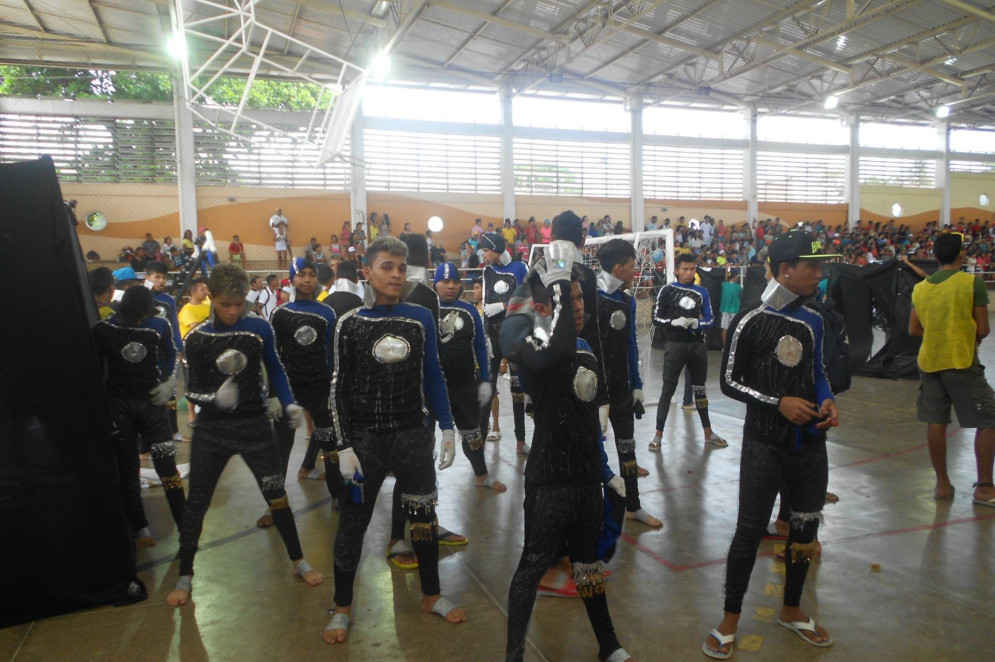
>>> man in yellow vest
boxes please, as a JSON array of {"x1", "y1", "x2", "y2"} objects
[{"x1": 910, "y1": 232, "x2": 995, "y2": 507}]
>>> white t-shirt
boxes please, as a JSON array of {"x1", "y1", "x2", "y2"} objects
[
  {"x1": 258, "y1": 287, "x2": 278, "y2": 318},
  {"x1": 246, "y1": 289, "x2": 260, "y2": 306},
  {"x1": 269, "y1": 214, "x2": 287, "y2": 231}
]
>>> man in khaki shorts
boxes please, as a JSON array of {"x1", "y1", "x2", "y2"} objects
[{"x1": 910, "y1": 232, "x2": 995, "y2": 507}]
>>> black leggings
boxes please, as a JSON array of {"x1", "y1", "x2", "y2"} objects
[
  {"x1": 656, "y1": 341, "x2": 711, "y2": 432},
  {"x1": 604, "y1": 394, "x2": 641, "y2": 512},
  {"x1": 723, "y1": 438, "x2": 828, "y2": 614},
  {"x1": 480, "y1": 335, "x2": 526, "y2": 443},
  {"x1": 178, "y1": 417, "x2": 304, "y2": 576},
  {"x1": 273, "y1": 386, "x2": 343, "y2": 498},
  {"x1": 108, "y1": 395, "x2": 186, "y2": 529},
  {"x1": 506, "y1": 483, "x2": 622, "y2": 662},
  {"x1": 334, "y1": 427, "x2": 440, "y2": 607}
]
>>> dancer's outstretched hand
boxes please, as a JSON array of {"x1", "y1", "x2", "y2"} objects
[{"x1": 439, "y1": 429, "x2": 456, "y2": 470}]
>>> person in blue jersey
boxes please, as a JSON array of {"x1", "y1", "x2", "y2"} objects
[
  {"x1": 324, "y1": 237, "x2": 466, "y2": 645},
  {"x1": 143, "y1": 261, "x2": 182, "y2": 353},
  {"x1": 478, "y1": 233, "x2": 530, "y2": 455},
  {"x1": 167, "y1": 264, "x2": 323, "y2": 607},
  {"x1": 702, "y1": 231, "x2": 838, "y2": 659},
  {"x1": 501, "y1": 242, "x2": 633, "y2": 662},
  {"x1": 649, "y1": 253, "x2": 728, "y2": 450},
  {"x1": 434, "y1": 262, "x2": 506, "y2": 492},
  {"x1": 260, "y1": 258, "x2": 339, "y2": 528},
  {"x1": 91, "y1": 286, "x2": 186, "y2": 548},
  {"x1": 595, "y1": 240, "x2": 662, "y2": 529}
]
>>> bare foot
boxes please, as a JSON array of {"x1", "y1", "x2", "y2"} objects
[
  {"x1": 934, "y1": 481, "x2": 955, "y2": 500},
  {"x1": 636, "y1": 465, "x2": 649, "y2": 477},
  {"x1": 775, "y1": 518, "x2": 789, "y2": 538},
  {"x1": 294, "y1": 560, "x2": 324, "y2": 586},
  {"x1": 166, "y1": 589, "x2": 189, "y2": 607},
  {"x1": 422, "y1": 595, "x2": 467, "y2": 624},
  {"x1": 779, "y1": 606, "x2": 831, "y2": 644},
  {"x1": 297, "y1": 467, "x2": 311, "y2": 479},
  {"x1": 138, "y1": 452, "x2": 151, "y2": 461},
  {"x1": 256, "y1": 511, "x2": 274, "y2": 528},
  {"x1": 323, "y1": 607, "x2": 351, "y2": 644},
  {"x1": 135, "y1": 536, "x2": 156, "y2": 549},
  {"x1": 626, "y1": 510, "x2": 663, "y2": 528}
]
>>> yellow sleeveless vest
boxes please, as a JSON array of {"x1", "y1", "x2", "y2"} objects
[{"x1": 912, "y1": 271, "x2": 978, "y2": 372}]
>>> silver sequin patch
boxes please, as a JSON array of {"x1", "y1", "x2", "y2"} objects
[
  {"x1": 573, "y1": 366, "x2": 598, "y2": 402},
  {"x1": 775, "y1": 335, "x2": 803, "y2": 367},
  {"x1": 678, "y1": 295, "x2": 696, "y2": 310},
  {"x1": 609, "y1": 309, "x2": 626, "y2": 330},
  {"x1": 493, "y1": 279, "x2": 510, "y2": 294},
  {"x1": 439, "y1": 311, "x2": 464, "y2": 342},
  {"x1": 373, "y1": 334, "x2": 410, "y2": 363},
  {"x1": 121, "y1": 341, "x2": 147, "y2": 363},
  {"x1": 215, "y1": 348, "x2": 248, "y2": 375},
  {"x1": 293, "y1": 325, "x2": 318, "y2": 346}
]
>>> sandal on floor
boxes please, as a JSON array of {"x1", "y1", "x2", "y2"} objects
[
  {"x1": 430, "y1": 596, "x2": 459, "y2": 620},
  {"x1": 972, "y1": 482, "x2": 995, "y2": 507},
  {"x1": 486, "y1": 430, "x2": 502, "y2": 441},
  {"x1": 648, "y1": 438, "x2": 662, "y2": 452},
  {"x1": 702, "y1": 629, "x2": 736, "y2": 660},
  {"x1": 438, "y1": 527, "x2": 469, "y2": 546},
  {"x1": 777, "y1": 617, "x2": 833, "y2": 648},
  {"x1": 386, "y1": 540, "x2": 419, "y2": 570},
  {"x1": 324, "y1": 611, "x2": 351, "y2": 637},
  {"x1": 705, "y1": 434, "x2": 729, "y2": 448}
]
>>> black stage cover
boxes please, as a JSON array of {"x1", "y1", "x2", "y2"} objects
[{"x1": 0, "y1": 157, "x2": 145, "y2": 627}]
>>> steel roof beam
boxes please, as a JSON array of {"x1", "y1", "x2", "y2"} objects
[
  {"x1": 87, "y1": 0, "x2": 111, "y2": 43},
  {"x1": 20, "y1": 0, "x2": 48, "y2": 33},
  {"x1": 939, "y1": 0, "x2": 995, "y2": 24},
  {"x1": 442, "y1": 0, "x2": 516, "y2": 68}
]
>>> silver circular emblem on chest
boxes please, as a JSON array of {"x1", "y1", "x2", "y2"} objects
[
  {"x1": 572, "y1": 366, "x2": 598, "y2": 402},
  {"x1": 775, "y1": 335, "x2": 803, "y2": 367},
  {"x1": 294, "y1": 324, "x2": 318, "y2": 346},
  {"x1": 121, "y1": 341, "x2": 147, "y2": 363},
  {"x1": 439, "y1": 311, "x2": 464, "y2": 343},
  {"x1": 493, "y1": 280, "x2": 510, "y2": 295},
  {"x1": 155, "y1": 304, "x2": 168, "y2": 319},
  {"x1": 373, "y1": 334, "x2": 410, "y2": 364},
  {"x1": 678, "y1": 295, "x2": 696, "y2": 310},
  {"x1": 216, "y1": 348, "x2": 248, "y2": 375},
  {"x1": 609, "y1": 309, "x2": 627, "y2": 330}
]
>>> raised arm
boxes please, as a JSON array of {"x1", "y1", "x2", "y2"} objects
[{"x1": 502, "y1": 279, "x2": 577, "y2": 373}]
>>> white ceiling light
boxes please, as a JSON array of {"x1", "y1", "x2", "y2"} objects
[
  {"x1": 835, "y1": 35, "x2": 847, "y2": 51},
  {"x1": 372, "y1": 1, "x2": 392, "y2": 18},
  {"x1": 166, "y1": 35, "x2": 186, "y2": 60},
  {"x1": 427, "y1": 216, "x2": 444, "y2": 233},
  {"x1": 371, "y1": 50, "x2": 391, "y2": 81},
  {"x1": 823, "y1": 95, "x2": 839, "y2": 110},
  {"x1": 935, "y1": 105, "x2": 951, "y2": 119}
]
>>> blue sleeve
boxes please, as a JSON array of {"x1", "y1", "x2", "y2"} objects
[
  {"x1": 698, "y1": 285, "x2": 714, "y2": 329},
  {"x1": 467, "y1": 302, "x2": 490, "y2": 383},
  {"x1": 512, "y1": 261, "x2": 528, "y2": 284},
  {"x1": 156, "y1": 319, "x2": 177, "y2": 380},
  {"x1": 627, "y1": 296, "x2": 642, "y2": 390},
  {"x1": 415, "y1": 307, "x2": 454, "y2": 430},
  {"x1": 257, "y1": 320, "x2": 295, "y2": 408},
  {"x1": 811, "y1": 311, "x2": 834, "y2": 405}
]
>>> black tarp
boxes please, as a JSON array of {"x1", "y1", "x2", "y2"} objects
[
  {"x1": 740, "y1": 265, "x2": 768, "y2": 310},
  {"x1": 0, "y1": 157, "x2": 145, "y2": 627},
  {"x1": 696, "y1": 267, "x2": 725, "y2": 350}
]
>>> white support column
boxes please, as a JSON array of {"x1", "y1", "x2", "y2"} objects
[
  {"x1": 350, "y1": 107, "x2": 367, "y2": 227},
  {"x1": 743, "y1": 106, "x2": 758, "y2": 225},
  {"x1": 171, "y1": 71, "x2": 199, "y2": 240},
  {"x1": 846, "y1": 114, "x2": 861, "y2": 229},
  {"x1": 936, "y1": 117, "x2": 951, "y2": 226},
  {"x1": 499, "y1": 85, "x2": 516, "y2": 222},
  {"x1": 629, "y1": 96, "x2": 645, "y2": 232}
]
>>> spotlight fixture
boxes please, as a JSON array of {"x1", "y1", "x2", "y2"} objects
[
  {"x1": 823, "y1": 95, "x2": 839, "y2": 110},
  {"x1": 166, "y1": 34, "x2": 186, "y2": 60},
  {"x1": 935, "y1": 105, "x2": 951, "y2": 119}
]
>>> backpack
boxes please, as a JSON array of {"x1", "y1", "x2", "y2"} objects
[{"x1": 809, "y1": 299, "x2": 851, "y2": 395}]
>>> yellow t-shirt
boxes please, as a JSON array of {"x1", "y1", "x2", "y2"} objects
[
  {"x1": 912, "y1": 271, "x2": 981, "y2": 372},
  {"x1": 501, "y1": 226, "x2": 516, "y2": 247},
  {"x1": 317, "y1": 289, "x2": 330, "y2": 303},
  {"x1": 178, "y1": 301, "x2": 211, "y2": 338}
]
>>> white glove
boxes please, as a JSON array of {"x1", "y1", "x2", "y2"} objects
[
  {"x1": 607, "y1": 475, "x2": 627, "y2": 498},
  {"x1": 599, "y1": 404, "x2": 609, "y2": 434},
  {"x1": 266, "y1": 397, "x2": 282, "y2": 421},
  {"x1": 483, "y1": 302, "x2": 505, "y2": 317},
  {"x1": 214, "y1": 376, "x2": 239, "y2": 411},
  {"x1": 478, "y1": 382, "x2": 493, "y2": 408},
  {"x1": 438, "y1": 429, "x2": 456, "y2": 470},
  {"x1": 669, "y1": 317, "x2": 689, "y2": 329},
  {"x1": 149, "y1": 377, "x2": 176, "y2": 407},
  {"x1": 338, "y1": 447, "x2": 363, "y2": 482},
  {"x1": 543, "y1": 240, "x2": 579, "y2": 286},
  {"x1": 285, "y1": 404, "x2": 305, "y2": 429},
  {"x1": 688, "y1": 318, "x2": 700, "y2": 329},
  {"x1": 632, "y1": 389, "x2": 644, "y2": 407}
]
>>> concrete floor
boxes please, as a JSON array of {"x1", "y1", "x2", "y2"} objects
[{"x1": 3, "y1": 320, "x2": 994, "y2": 662}]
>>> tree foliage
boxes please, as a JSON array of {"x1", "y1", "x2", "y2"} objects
[{"x1": 0, "y1": 66, "x2": 332, "y2": 110}]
